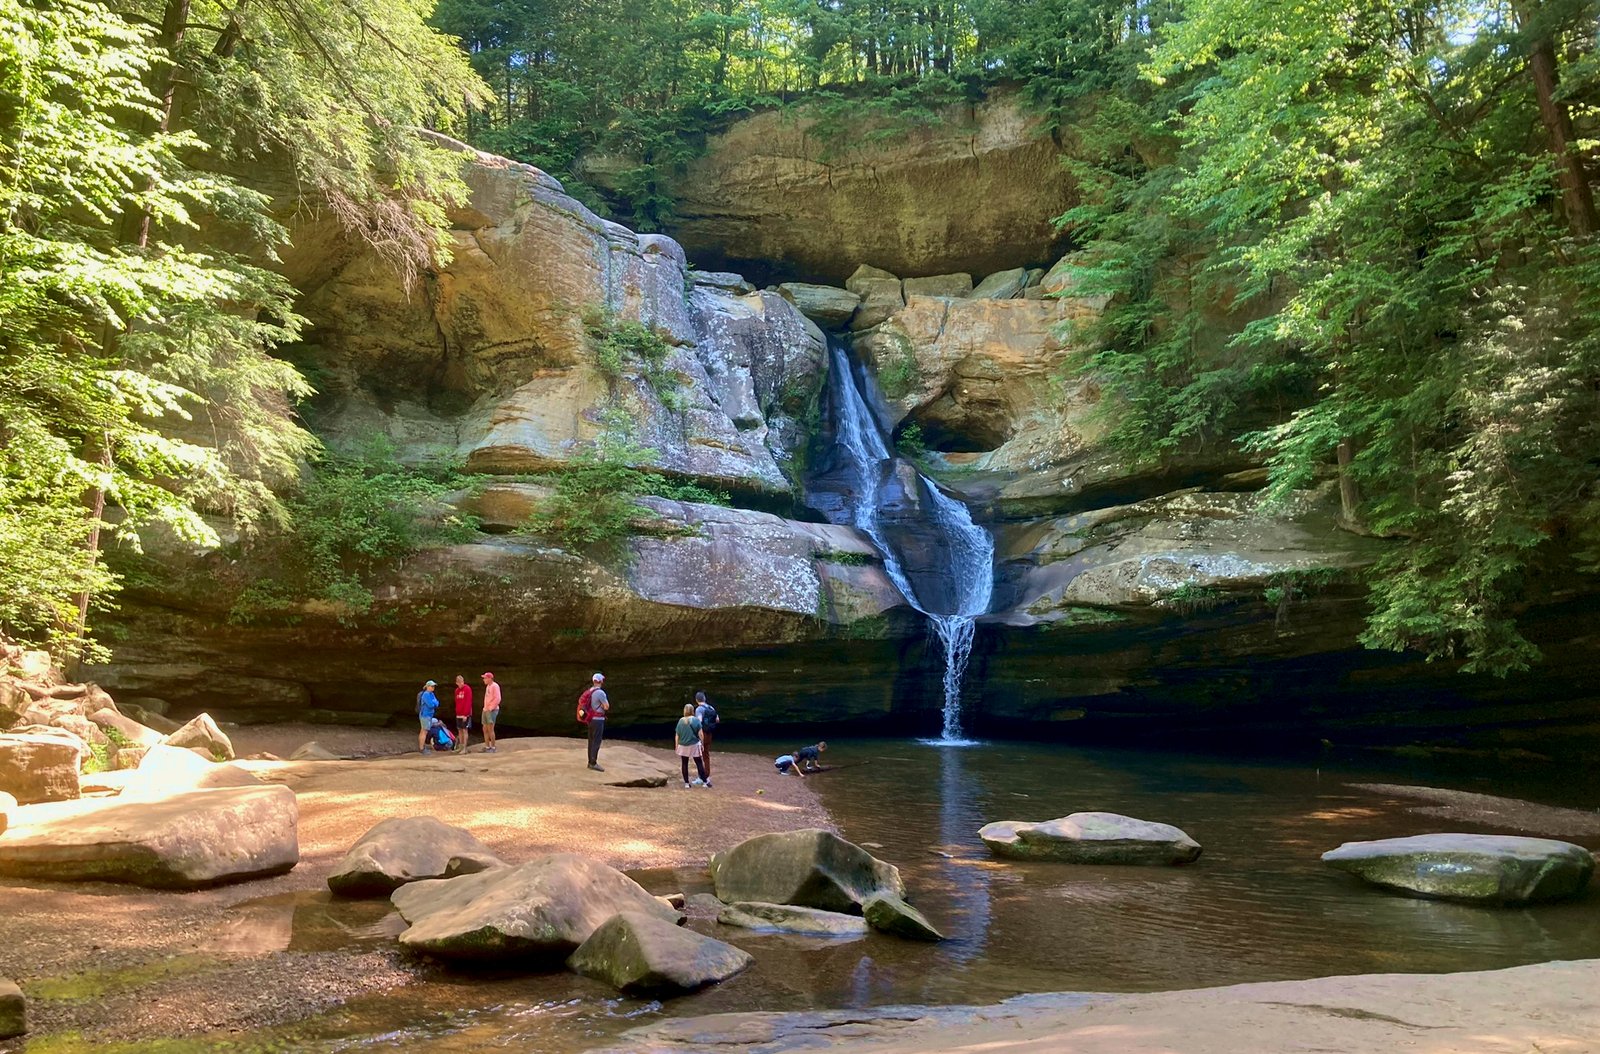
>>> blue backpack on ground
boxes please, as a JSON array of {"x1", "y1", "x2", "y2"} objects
[{"x1": 428, "y1": 719, "x2": 456, "y2": 750}]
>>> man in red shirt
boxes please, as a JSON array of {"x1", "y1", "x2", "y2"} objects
[
  {"x1": 480, "y1": 671, "x2": 502, "y2": 753},
  {"x1": 452, "y1": 674, "x2": 473, "y2": 752}
]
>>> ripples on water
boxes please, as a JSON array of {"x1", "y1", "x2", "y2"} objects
[{"x1": 229, "y1": 739, "x2": 1600, "y2": 1052}]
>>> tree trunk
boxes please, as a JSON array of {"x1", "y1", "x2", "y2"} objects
[
  {"x1": 1336, "y1": 439, "x2": 1363, "y2": 531},
  {"x1": 1522, "y1": 5, "x2": 1598, "y2": 236}
]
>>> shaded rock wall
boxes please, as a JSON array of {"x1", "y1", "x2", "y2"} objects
[{"x1": 639, "y1": 91, "x2": 1077, "y2": 284}]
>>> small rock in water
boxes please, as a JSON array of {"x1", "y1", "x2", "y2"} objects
[
  {"x1": 709, "y1": 829, "x2": 904, "y2": 913},
  {"x1": 567, "y1": 910, "x2": 752, "y2": 995},
  {"x1": 718, "y1": 901, "x2": 868, "y2": 936},
  {"x1": 862, "y1": 892, "x2": 944, "y2": 941},
  {"x1": 1322, "y1": 833, "x2": 1595, "y2": 905},
  {"x1": 979, "y1": 812, "x2": 1202, "y2": 865}
]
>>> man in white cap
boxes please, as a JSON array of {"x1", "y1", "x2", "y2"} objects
[{"x1": 581, "y1": 673, "x2": 609, "y2": 771}]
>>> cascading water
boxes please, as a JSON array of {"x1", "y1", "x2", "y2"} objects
[{"x1": 813, "y1": 339, "x2": 994, "y2": 742}]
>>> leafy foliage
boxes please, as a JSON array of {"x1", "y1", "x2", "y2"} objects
[
  {"x1": 1062, "y1": 0, "x2": 1600, "y2": 672},
  {"x1": 524, "y1": 411, "x2": 726, "y2": 556},
  {"x1": 229, "y1": 440, "x2": 480, "y2": 624},
  {"x1": 584, "y1": 308, "x2": 686, "y2": 410},
  {"x1": 0, "y1": 0, "x2": 490, "y2": 660}
]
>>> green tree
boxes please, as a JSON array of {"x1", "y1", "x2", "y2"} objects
[
  {"x1": 1, "y1": 0, "x2": 490, "y2": 660},
  {"x1": 1092, "y1": 0, "x2": 1600, "y2": 672}
]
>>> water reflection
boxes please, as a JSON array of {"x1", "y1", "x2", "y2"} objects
[{"x1": 934, "y1": 745, "x2": 990, "y2": 965}]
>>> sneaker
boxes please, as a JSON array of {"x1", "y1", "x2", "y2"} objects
[
  {"x1": 588, "y1": 763, "x2": 604, "y2": 771},
  {"x1": 682, "y1": 781, "x2": 692, "y2": 789},
  {"x1": 690, "y1": 778, "x2": 705, "y2": 787},
  {"x1": 703, "y1": 779, "x2": 713, "y2": 788},
  {"x1": 486, "y1": 746, "x2": 496, "y2": 753}
]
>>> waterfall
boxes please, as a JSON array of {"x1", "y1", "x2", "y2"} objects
[{"x1": 814, "y1": 339, "x2": 994, "y2": 742}]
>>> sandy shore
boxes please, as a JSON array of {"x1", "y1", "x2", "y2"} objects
[
  {"x1": 0, "y1": 729, "x2": 827, "y2": 1046},
  {"x1": 602, "y1": 958, "x2": 1600, "y2": 1053}
]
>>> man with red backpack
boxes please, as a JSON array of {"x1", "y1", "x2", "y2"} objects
[{"x1": 576, "y1": 672, "x2": 610, "y2": 771}]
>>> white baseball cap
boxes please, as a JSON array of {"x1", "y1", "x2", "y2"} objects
[{"x1": 592, "y1": 673, "x2": 605, "y2": 683}]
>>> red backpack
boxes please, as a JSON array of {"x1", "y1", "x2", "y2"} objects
[{"x1": 576, "y1": 686, "x2": 597, "y2": 724}]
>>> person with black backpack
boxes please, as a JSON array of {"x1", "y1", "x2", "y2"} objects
[{"x1": 692, "y1": 691, "x2": 719, "y2": 787}]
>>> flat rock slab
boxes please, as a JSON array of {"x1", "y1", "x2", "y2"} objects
[
  {"x1": 123, "y1": 744, "x2": 262, "y2": 797},
  {"x1": 391, "y1": 852, "x2": 677, "y2": 962},
  {"x1": 718, "y1": 901, "x2": 868, "y2": 936},
  {"x1": 710, "y1": 829, "x2": 904, "y2": 913},
  {"x1": 1322, "y1": 833, "x2": 1596, "y2": 905},
  {"x1": 863, "y1": 892, "x2": 943, "y2": 941},
  {"x1": 979, "y1": 812, "x2": 1202, "y2": 865},
  {"x1": 328, "y1": 816, "x2": 504, "y2": 897},
  {"x1": 568, "y1": 910, "x2": 752, "y2": 995},
  {"x1": 0, "y1": 785, "x2": 299, "y2": 888},
  {"x1": 0, "y1": 733, "x2": 81, "y2": 804},
  {"x1": 0, "y1": 977, "x2": 22, "y2": 1039}
]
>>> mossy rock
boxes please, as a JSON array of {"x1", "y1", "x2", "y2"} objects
[{"x1": 1321, "y1": 834, "x2": 1595, "y2": 905}]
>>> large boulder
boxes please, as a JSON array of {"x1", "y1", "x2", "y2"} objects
[
  {"x1": 0, "y1": 732, "x2": 81, "y2": 804},
  {"x1": 862, "y1": 892, "x2": 943, "y2": 941},
  {"x1": 1322, "y1": 834, "x2": 1596, "y2": 905},
  {"x1": 567, "y1": 910, "x2": 752, "y2": 995},
  {"x1": 162, "y1": 713, "x2": 235, "y2": 760},
  {"x1": 846, "y1": 264, "x2": 904, "y2": 330},
  {"x1": 717, "y1": 901, "x2": 869, "y2": 936},
  {"x1": 391, "y1": 852, "x2": 677, "y2": 961},
  {"x1": 123, "y1": 744, "x2": 262, "y2": 796},
  {"x1": 903, "y1": 273, "x2": 973, "y2": 299},
  {"x1": 969, "y1": 267, "x2": 1028, "y2": 300},
  {"x1": 978, "y1": 812, "x2": 1203, "y2": 865},
  {"x1": 776, "y1": 282, "x2": 860, "y2": 328},
  {"x1": 709, "y1": 829, "x2": 904, "y2": 913},
  {"x1": 0, "y1": 977, "x2": 22, "y2": 1040},
  {"x1": 0, "y1": 785, "x2": 299, "y2": 888},
  {"x1": 328, "y1": 817, "x2": 505, "y2": 897}
]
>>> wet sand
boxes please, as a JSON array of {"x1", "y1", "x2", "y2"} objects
[{"x1": 0, "y1": 730, "x2": 827, "y2": 1047}]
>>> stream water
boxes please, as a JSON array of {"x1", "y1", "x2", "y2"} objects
[
  {"x1": 201, "y1": 739, "x2": 1600, "y2": 1053},
  {"x1": 811, "y1": 340, "x2": 994, "y2": 742}
]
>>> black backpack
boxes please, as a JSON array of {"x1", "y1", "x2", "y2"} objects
[{"x1": 698, "y1": 703, "x2": 719, "y2": 730}]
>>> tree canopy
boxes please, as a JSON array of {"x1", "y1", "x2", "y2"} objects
[{"x1": 0, "y1": 0, "x2": 485, "y2": 658}]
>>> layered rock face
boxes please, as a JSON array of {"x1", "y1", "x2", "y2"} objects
[
  {"x1": 286, "y1": 139, "x2": 827, "y2": 499},
  {"x1": 82, "y1": 132, "x2": 1600, "y2": 759},
  {"x1": 634, "y1": 91, "x2": 1077, "y2": 283}
]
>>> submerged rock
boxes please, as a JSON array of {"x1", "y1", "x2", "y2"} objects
[
  {"x1": 1322, "y1": 833, "x2": 1596, "y2": 905},
  {"x1": 717, "y1": 901, "x2": 868, "y2": 936},
  {"x1": 709, "y1": 828, "x2": 904, "y2": 913},
  {"x1": 978, "y1": 812, "x2": 1202, "y2": 865},
  {"x1": 0, "y1": 977, "x2": 23, "y2": 1040},
  {"x1": 0, "y1": 732, "x2": 81, "y2": 804},
  {"x1": 567, "y1": 910, "x2": 752, "y2": 995},
  {"x1": 0, "y1": 785, "x2": 299, "y2": 888},
  {"x1": 391, "y1": 852, "x2": 676, "y2": 961},
  {"x1": 328, "y1": 817, "x2": 504, "y2": 897},
  {"x1": 862, "y1": 892, "x2": 944, "y2": 941}
]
